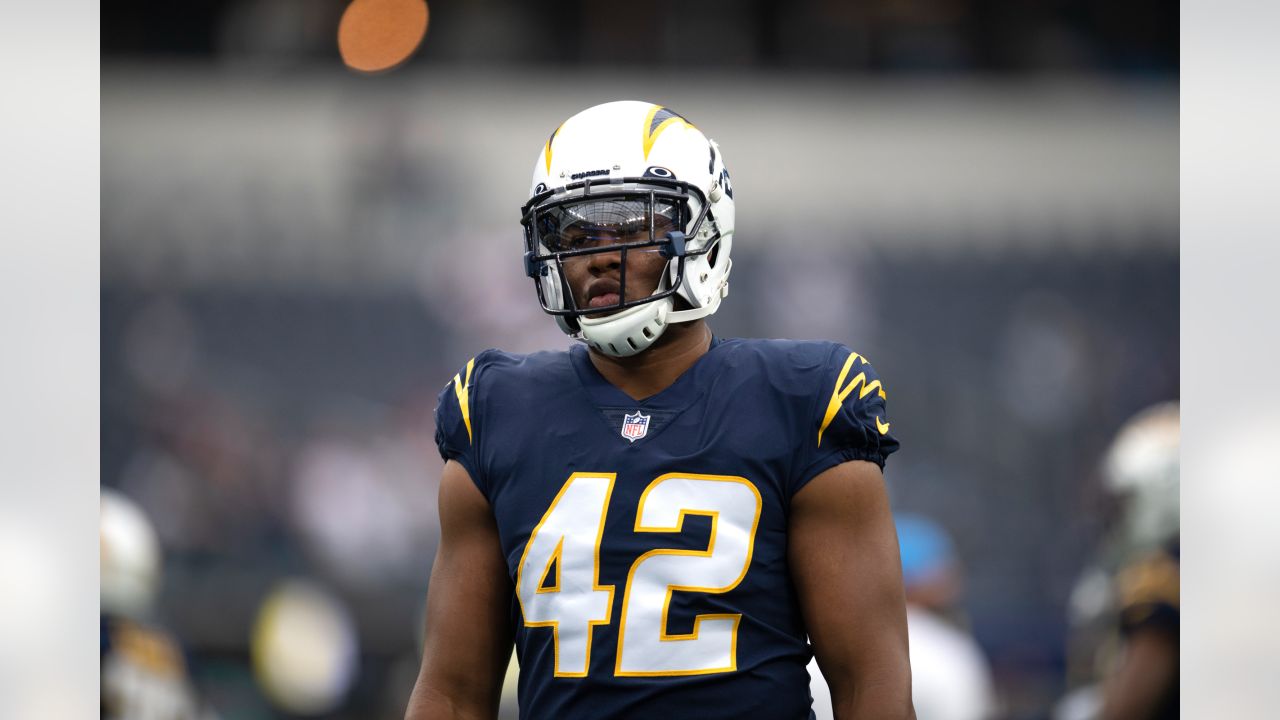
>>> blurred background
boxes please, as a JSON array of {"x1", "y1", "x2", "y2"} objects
[{"x1": 100, "y1": 1, "x2": 1177, "y2": 718}]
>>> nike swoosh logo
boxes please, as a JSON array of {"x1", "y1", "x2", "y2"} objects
[{"x1": 875, "y1": 416, "x2": 891, "y2": 435}]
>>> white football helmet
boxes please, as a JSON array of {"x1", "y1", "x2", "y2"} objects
[
  {"x1": 101, "y1": 489, "x2": 161, "y2": 618},
  {"x1": 1103, "y1": 400, "x2": 1179, "y2": 554},
  {"x1": 521, "y1": 100, "x2": 736, "y2": 357}
]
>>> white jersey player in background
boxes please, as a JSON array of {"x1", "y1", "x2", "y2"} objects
[{"x1": 810, "y1": 514, "x2": 996, "y2": 720}]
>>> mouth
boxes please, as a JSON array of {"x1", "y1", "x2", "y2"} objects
[
  {"x1": 583, "y1": 279, "x2": 623, "y2": 315},
  {"x1": 588, "y1": 292, "x2": 621, "y2": 308}
]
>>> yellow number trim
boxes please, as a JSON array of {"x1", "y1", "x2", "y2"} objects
[
  {"x1": 615, "y1": 473, "x2": 763, "y2": 677},
  {"x1": 817, "y1": 351, "x2": 887, "y2": 447},
  {"x1": 514, "y1": 472, "x2": 617, "y2": 678},
  {"x1": 452, "y1": 357, "x2": 475, "y2": 443}
]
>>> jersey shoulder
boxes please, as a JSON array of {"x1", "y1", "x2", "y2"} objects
[
  {"x1": 101, "y1": 616, "x2": 198, "y2": 719},
  {"x1": 434, "y1": 349, "x2": 574, "y2": 487},
  {"x1": 1116, "y1": 542, "x2": 1180, "y2": 634},
  {"x1": 718, "y1": 337, "x2": 847, "y2": 364},
  {"x1": 102, "y1": 616, "x2": 189, "y2": 674},
  {"x1": 712, "y1": 338, "x2": 849, "y2": 395},
  {"x1": 715, "y1": 338, "x2": 889, "y2": 409},
  {"x1": 717, "y1": 337, "x2": 899, "y2": 475}
]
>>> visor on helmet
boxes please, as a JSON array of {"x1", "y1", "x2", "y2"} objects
[
  {"x1": 536, "y1": 198, "x2": 680, "y2": 254},
  {"x1": 521, "y1": 180, "x2": 707, "y2": 321}
]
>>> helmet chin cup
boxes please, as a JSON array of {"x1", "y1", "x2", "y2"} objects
[{"x1": 578, "y1": 297, "x2": 671, "y2": 358}]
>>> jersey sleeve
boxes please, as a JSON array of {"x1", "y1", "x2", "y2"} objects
[
  {"x1": 792, "y1": 344, "x2": 900, "y2": 495},
  {"x1": 1116, "y1": 546, "x2": 1180, "y2": 636},
  {"x1": 434, "y1": 354, "x2": 487, "y2": 497}
]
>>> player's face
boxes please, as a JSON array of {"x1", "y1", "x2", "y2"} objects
[{"x1": 554, "y1": 207, "x2": 676, "y2": 318}]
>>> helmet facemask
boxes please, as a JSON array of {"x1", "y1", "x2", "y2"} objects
[{"x1": 521, "y1": 176, "x2": 718, "y2": 355}]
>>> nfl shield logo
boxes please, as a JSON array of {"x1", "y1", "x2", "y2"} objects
[{"x1": 621, "y1": 411, "x2": 651, "y2": 442}]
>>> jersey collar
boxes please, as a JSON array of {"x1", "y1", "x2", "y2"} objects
[{"x1": 568, "y1": 336, "x2": 724, "y2": 412}]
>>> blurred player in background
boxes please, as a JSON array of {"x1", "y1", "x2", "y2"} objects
[
  {"x1": 809, "y1": 514, "x2": 995, "y2": 720},
  {"x1": 406, "y1": 101, "x2": 913, "y2": 719},
  {"x1": 1057, "y1": 402, "x2": 1179, "y2": 720},
  {"x1": 101, "y1": 489, "x2": 206, "y2": 720}
]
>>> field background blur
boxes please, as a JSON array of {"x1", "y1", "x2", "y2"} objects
[{"x1": 101, "y1": 2, "x2": 1176, "y2": 718}]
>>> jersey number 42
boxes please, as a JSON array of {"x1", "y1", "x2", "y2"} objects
[{"x1": 515, "y1": 472, "x2": 762, "y2": 678}]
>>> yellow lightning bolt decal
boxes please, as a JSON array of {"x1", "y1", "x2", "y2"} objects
[
  {"x1": 544, "y1": 122, "x2": 564, "y2": 175},
  {"x1": 642, "y1": 105, "x2": 695, "y2": 161},
  {"x1": 818, "y1": 352, "x2": 888, "y2": 447},
  {"x1": 452, "y1": 357, "x2": 476, "y2": 443}
]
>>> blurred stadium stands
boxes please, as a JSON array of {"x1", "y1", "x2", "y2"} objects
[
  {"x1": 103, "y1": 0, "x2": 1176, "y2": 74},
  {"x1": 102, "y1": 2, "x2": 1176, "y2": 718}
]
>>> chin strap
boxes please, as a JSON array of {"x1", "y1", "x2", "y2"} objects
[{"x1": 665, "y1": 304, "x2": 714, "y2": 325}]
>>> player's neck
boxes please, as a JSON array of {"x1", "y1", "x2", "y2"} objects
[{"x1": 586, "y1": 321, "x2": 713, "y2": 401}]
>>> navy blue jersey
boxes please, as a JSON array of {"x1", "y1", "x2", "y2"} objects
[{"x1": 435, "y1": 338, "x2": 898, "y2": 720}]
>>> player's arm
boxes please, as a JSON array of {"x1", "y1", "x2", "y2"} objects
[
  {"x1": 789, "y1": 459, "x2": 915, "y2": 720},
  {"x1": 405, "y1": 460, "x2": 513, "y2": 720},
  {"x1": 1099, "y1": 626, "x2": 1177, "y2": 720},
  {"x1": 1100, "y1": 550, "x2": 1179, "y2": 720}
]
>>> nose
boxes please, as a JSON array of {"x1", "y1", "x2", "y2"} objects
[{"x1": 586, "y1": 245, "x2": 623, "y2": 276}]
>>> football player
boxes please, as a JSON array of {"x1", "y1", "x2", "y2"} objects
[
  {"x1": 101, "y1": 489, "x2": 204, "y2": 720},
  {"x1": 406, "y1": 101, "x2": 913, "y2": 719},
  {"x1": 1057, "y1": 401, "x2": 1179, "y2": 720},
  {"x1": 810, "y1": 514, "x2": 995, "y2": 720}
]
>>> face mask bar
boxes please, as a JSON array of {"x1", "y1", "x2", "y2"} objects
[{"x1": 520, "y1": 177, "x2": 715, "y2": 322}]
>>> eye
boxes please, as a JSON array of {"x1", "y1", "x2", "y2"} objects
[{"x1": 552, "y1": 224, "x2": 599, "y2": 251}]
